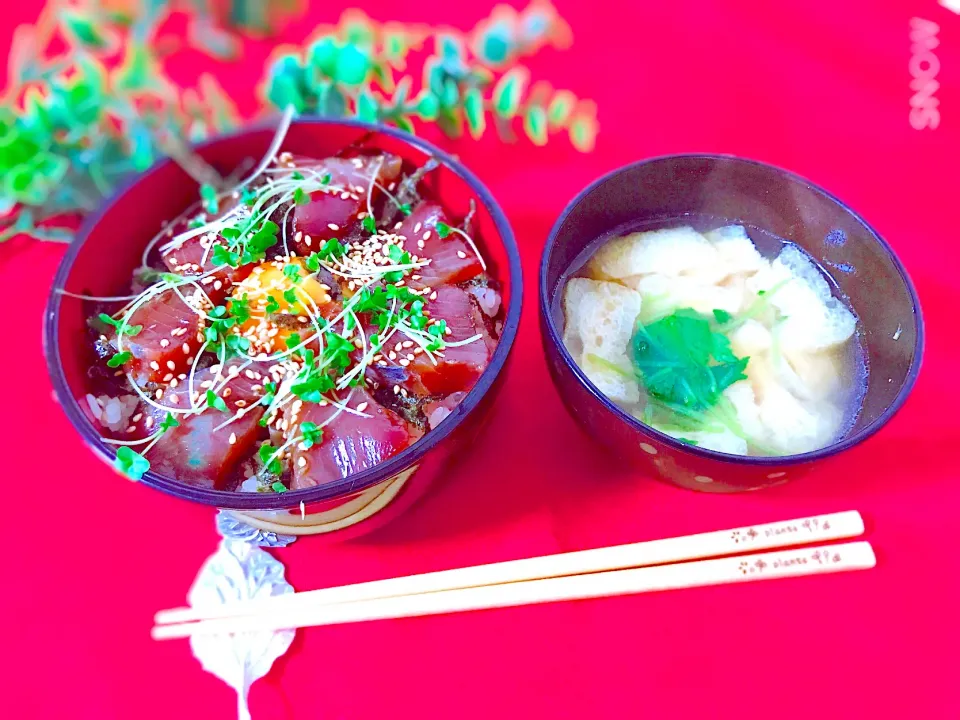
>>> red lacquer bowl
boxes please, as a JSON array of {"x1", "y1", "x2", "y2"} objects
[
  {"x1": 45, "y1": 118, "x2": 522, "y2": 538},
  {"x1": 539, "y1": 154, "x2": 923, "y2": 492}
]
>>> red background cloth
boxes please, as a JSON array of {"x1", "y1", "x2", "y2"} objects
[{"x1": 3, "y1": 1, "x2": 959, "y2": 718}]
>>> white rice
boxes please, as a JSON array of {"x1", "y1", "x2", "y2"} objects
[{"x1": 86, "y1": 393, "x2": 139, "y2": 432}]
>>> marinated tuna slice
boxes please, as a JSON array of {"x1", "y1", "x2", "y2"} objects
[
  {"x1": 148, "y1": 361, "x2": 265, "y2": 489},
  {"x1": 120, "y1": 289, "x2": 202, "y2": 386},
  {"x1": 290, "y1": 154, "x2": 403, "y2": 253},
  {"x1": 402, "y1": 286, "x2": 495, "y2": 397},
  {"x1": 289, "y1": 388, "x2": 420, "y2": 489},
  {"x1": 160, "y1": 234, "x2": 252, "y2": 299},
  {"x1": 399, "y1": 202, "x2": 483, "y2": 289}
]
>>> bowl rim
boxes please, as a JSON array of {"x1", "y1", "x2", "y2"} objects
[
  {"x1": 538, "y1": 152, "x2": 925, "y2": 467},
  {"x1": 45, "y1": 115, "x2": 523, "y2": 509}
]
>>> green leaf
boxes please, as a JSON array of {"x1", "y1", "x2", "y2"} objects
[
  {"x1": 631, "y1": 309, "x2": 749, "y2": 411},
  {"x1": 463, "y1": 88, "x2": 485, "y2": 139},
  {"x1": 212, "y1": 244, "x2": 239, "y2": 268},
  {"x1": 300, "y1": 420, "x2": 323, "y2": 449},
  {"x1": 394, "y1": 116, "x2": 415, "y2": 134},
  {"x1": 114, "y1": 447, "x2": 149, "y2": 481},
  {"x1": 356, "y1": 89, "x2": 379, "y2": 123},
  {"x1": 712, "y1": 309, "x2": 733, "y2": 324},
  {"x1": 492, "y1": 68, "x2": 528, "y2": 118},
  {"x1": 569, "y1": 113, "x2": 599, "y2": 153},
  {"x1": 205, "y1": 389, "x2": 228, "y2": 412},
  {"x1": 107, "y1": 351, "x2": 132, "y2": 368},
  {"x1": 293, "y1": 187, "x2": 311, "y2": 205},
  {"x1": 307, "y1": 36, "x2": 339, "y2": 79},
  {"x1": 62, "y1": 10, "x2": 112, "y2": 49},
  {"x1": 266, "y1": 55, "x2": 307, "y2": 113},
  {"x1": 362, "y1": 215, "x2": 376, "y2": 234},
  {"x1": 414, "y1": 92, "x2": 440, "y2": 121},
  {"x1": 477, "y1": 23, "x2": 513, "y2": 66},
  {"x1": 437, "y1": 106, "x2": 464, "y2": 139},
  {"x1": 435, "y1": 221, "x2": 452, "y2": 239},
  {"x1": 258, "y1": 443, "x2": 284, "y2": 475},
  {"x1": 271, "y1": 481, "x2": 287, "y2": 493},
  {"x1": 333, "y1": 44, "x2": 371, "y2": 86},
  {"x1": 160, "y1": 413, "x2": 180, "y2": 431},
  {"x1": 523, "y1": 104, "x2": 548, "y2": 146},
  {"x1": 547, "y1": 90, "x2": 576, "y2": 128}
]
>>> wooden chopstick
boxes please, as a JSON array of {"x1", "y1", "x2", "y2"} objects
[
  {"x1": 155, "y1": 511, "x2": 864, "y2": 627},
  {"x1": 152, "y1": 541, "x2": 875, "y2": 640}
]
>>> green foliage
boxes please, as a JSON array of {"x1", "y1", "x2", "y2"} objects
[
  {"x1": 0, "y1": 2, "x2": 242, "y2": 243},
  {"x1": 261, "y1": 5, "x2": 598, "y2": 150},
  {"x1": 2, "y1": 2, "x2": 597, "y2": 246}
]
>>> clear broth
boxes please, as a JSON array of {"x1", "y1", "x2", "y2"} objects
[{"x1": 554, "y1": 213, "x2": 869, "y2": 455}]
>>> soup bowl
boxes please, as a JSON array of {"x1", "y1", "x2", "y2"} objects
[
  {"x1": 45, "y1": 117, "x2": 522, "y2": 538},
  {"x1": 539, "y1": 154, "x2": 923, "y2": 492}
]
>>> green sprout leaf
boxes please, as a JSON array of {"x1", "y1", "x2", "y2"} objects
[
  {"x1": 362, "y1": 215, "x2": 377, "y2": 234},
  {"x1": 300, "y1": 421, "x2": 322, "y2": 449},
  {"x1": 258, "y1": 443, "x2": 284, "y2": 475},
  {"x1": 435, "y1": 221, "x2": 452, "y2": 239},
  {"x1": 211, "y1": 244, "x2": 239, "y2": 268},
  {"x1": 98, "y1": 313, "x2": 142, "y2": 336},
  {"x1": 159, "y1": 413, "x2": 180, "y2": 432},
  {"x1": 106, "y1": 351, "x2": 132, "y2": 368},
  {"x1": 293, "y1": 187, "x2": 310, "y2": 206},
  {"x1": 115, "y1": 446, "x2": 149, "y2": 481},
  {"x1": 205, "y1": 389, "x2": 228, "y2": 412}
]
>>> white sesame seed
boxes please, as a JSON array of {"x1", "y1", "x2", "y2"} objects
[
  {"x1": 166, "y1": 361, "x2": 176, "y2": 370},
  {"x1": 213, "y1": 280, "x2": 223, "y2": 291},
  {"x1": 182, "y1": 343, "x2": 191, "y2": 354},
  {"x1": 297, "y1": 456, "x2": 307, "y2": 468},
  {"x1": 399, "y1": 359, "x2": 410, "y2": 367},
  {"x1": 457, "y1": 251, "x2": 467, "y2": 259},
  {"x1": 328, "y1": 223, "x2": 340, "y2": 231},
  {"x1": 228, "y1": 433, "x2": 237, "y2": 445},
  {"x1": 159, "y1": 339, "x2": 170, "y2": 348},
  {"x1": 414, "y1": 222, "x2": 422, "y2": 233},
  {"x1": 356, "y1": 402, "x2": 368, "y2": 413},
  {"x1": 423, "y1": 231, "x2": 432, "y2": 241},
  {"x1": 149, "y1": 361, "x2": 160, "y2": 371}
]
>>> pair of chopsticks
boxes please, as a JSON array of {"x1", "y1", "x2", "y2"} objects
[{"x1": 153, "y1": 511, "x2": 873, "y2": 640}]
